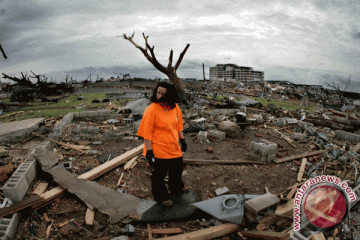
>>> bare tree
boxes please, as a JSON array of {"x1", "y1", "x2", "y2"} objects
[
  {"x1": 122, "y1": 32, "x2": 190, "y2": 103},
  {"x1": 325, "y1": 75, "x2": 352, "y2": 104}
]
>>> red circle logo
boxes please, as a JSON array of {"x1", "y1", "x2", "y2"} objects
[{"x1": 303, "y1": 185, "x2": 347, "y2": 228}]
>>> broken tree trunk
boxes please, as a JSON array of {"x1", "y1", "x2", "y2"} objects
[
  {"x1": 32, "y1": 144, "x2": 144, "y2": 210},
  {"x1": 123, "y1": 32, "x2": 190, "y2": 103}
]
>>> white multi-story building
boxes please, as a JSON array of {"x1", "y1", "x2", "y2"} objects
[{"x1": 209, "y1": 64, "x2": 264, "y2": 83}]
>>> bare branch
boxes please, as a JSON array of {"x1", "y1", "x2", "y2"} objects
[
  {"x1": 168, "y1": 49, "x2": 173, "y2": 68},
  {"x1": 148, "y1": 45, "x2": 167, "y2": 74},
  {"x1": 142, "y1": 33, "x2": 149, "y2": 52},
  {"x1": 0, "y1": 44, "x2": 7, "y2": 59},
  {"x1": 174, "y1": 44, "x2": 190, "y2": 70},
  {"x1": 123, "y1": 32, "x2": 141, "y2": 49}
]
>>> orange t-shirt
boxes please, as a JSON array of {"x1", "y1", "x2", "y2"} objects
[{"x1": 137, "y1": 103, "x2": 183, "y2": 159}]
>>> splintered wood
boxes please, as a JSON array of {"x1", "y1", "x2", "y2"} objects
[
  {"x1": 297, "y1": 158, "x2": 307, "y2": 182},
  {"x1": 85, "y1": 208, "x2": 95, "y2": 226}
]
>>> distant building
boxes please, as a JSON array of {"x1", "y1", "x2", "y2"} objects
[{"x1": 209, "y1": 64, "x2": 264, "y2": 83}]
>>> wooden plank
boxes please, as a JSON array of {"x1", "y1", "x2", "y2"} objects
[
  {"x1": 183, "y1": 159, "x2": 267, "y2": 165},
  {"x1": 124, "y1": 156, "x2": 138, "y2": 170},
  {"x1": 241, "y1": 230, "x2": 289, "y2": 240},
  {"x1": 0, "y1": 195, "x2": 42, "y2": 218},
  {"x1": 274, "y1": 129, "x2": 296, "y2": 148},
  {"x1": 79, "y1": 144, "x2": 144, "y2": 180},
  {"x1": 144, "y1": 228, "x2": 183, "y2": 235},
  {"x1": 85, "y1": 208, "x2": 95, "y2": 226},
  {"x1": 116, "y1": 172, "x2": 124, "y2": 187},
  {"x1": 32, "y1": 182, "x2": 49, "y2": 195},
  {"x1": 311, "y1": 232, "x2": 326, "y2": 240},
  {"x1": 286, "y1": 186, "x2": 297, "y2": 200},
  {"x1": 33, "y1": 133, "x2": 87, "y2": 154},
  {"x1": 33, "y1": 144, "x2": 144, "y2": 210},
  {"x1": 156, "y1": 223, "x2": 240, "y2": 240},
  {"x1": 297, "y1": 158, "x2": 307, "y2": 182},
  {"x1": 328, "y1": 108, "x2": 359, "y2": 120},
  {"x1": 273, "y1": 150, "x2": 325, "y2": 164},
  {"x1": 275, "y1": 199, "x2": 294, "y2": 215},
  {"x1": 147, "y1": 224, "x2": 153, "y2": 240}
]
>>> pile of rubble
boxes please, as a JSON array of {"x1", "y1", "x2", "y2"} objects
[{"x1": 0, "y1": 80, "x2": 359, "y2": 239}]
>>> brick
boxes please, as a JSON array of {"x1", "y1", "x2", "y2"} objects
[
  {"x1": 244, "y1": 193, "x2": 279, "y2": 222},
  {"x1": 208, "y1": 130, "x2": 226, "y2": 141},
  {"x1": 250, "y1": 140, "x2": 277, "y2": 156},
  {"x1": 132, "y1": 120, "x2": 141, "y2": 133},
  {"x1": 348, "y1": 151, "x2": 360, "y2": 161},
  {"x1": 354, "y1": 143, "x2": 360, "y2": 153},
  {"x1": 249, "y1": 151, "x2": 276, "y2": 162},
  {"x1": 122, "y1": 118, "x2": 133, "y2": 124},
  {"x1": 3, "y1": 174, "x2": 29, "y2": 202},
  {"x1": 298, "y1": 121, "x2": 314, "y2": 129},
  {"x1": 294, "y1": 133, "x2": 306, "y2": 141},
  {"x1": 80, "y1": 111, "x2": 89, "y2": 118},
  {"x1": 335, "y1": 130, "x2": 360, "y2": 144},
  {"x1": 197, "y1": 131, "x2": 208, "y2": 143},
  {"x1": 311, "y1": 137, "x2": 325, "y2": 149},
  {"x1": 88, "y1": 111, "x2": 98, "y2": 117},
  {"x1": 190, "y1": 117, "x2": 206, "y2": 126},
  {"x1": 284, "y1": 118, "x2": 298, "y2": 125},
  {"x1": 0, "y1": 213, "x2": 20, "y2": 240},
  {"x1": 59, "y1": 161, "x2": 73, "y2": 172},
  {"x1": 204, "y1": 124, "x2": 216, "y2": 130},
  {"x1": 73, "y1": 112, "x2": 80, "y2": 118},
  {"x1": 215, "y1": 186, "x2": 229, "y2": 195},
  {"x1": 271, "y1": 119, "x2": 285, "y2": 127},
  {"x1": 306, "y1": 127, "x2": 316, "y2": 136},
  {"x1": 15, "y1": 159, "x2": 36, "y2": 185}
]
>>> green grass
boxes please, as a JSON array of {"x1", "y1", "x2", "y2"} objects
[
  {"x1": 203, "y1": 94, "x2": 314, "y2": 111},
  {"x1": 206, "y1": 95, "x2": 225, "y2": 101},
  {"x1": 251, "y1": 97, "x2": 315, "y2": 111},
  {"x1": 0, "y1": 93, "x2": 131, "y2": 122}
]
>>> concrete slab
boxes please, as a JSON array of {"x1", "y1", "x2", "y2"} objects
[
  {"x1": 133, "y1": 190, "x2": 198, "y2": 223},
  {"x1": 0, "y1": 118, "x2": 45, "y2": 144},
  {"x1": 192, "y1": 195, "x2": 245, "y2": 224}
]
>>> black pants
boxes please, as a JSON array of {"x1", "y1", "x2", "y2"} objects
[{"x1": 151, "y1": 157, "x2": 184, "y2": 203}]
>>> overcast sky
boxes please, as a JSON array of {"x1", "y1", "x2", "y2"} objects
[{"x1": 1, "y1": 0, "x2": 360, "y2": 90}]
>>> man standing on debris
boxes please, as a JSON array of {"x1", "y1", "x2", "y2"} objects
[{"x1": 137, "y1": 82, "x2": 188, "y2": 207}]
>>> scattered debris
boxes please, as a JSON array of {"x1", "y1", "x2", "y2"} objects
[{"x1": 0, "y1": 79, "x2": 360, "y2": 239}]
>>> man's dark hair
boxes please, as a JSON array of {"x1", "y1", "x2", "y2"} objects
[{"x1": 150, "y1": 81, "x2": 179, "y2": 109}]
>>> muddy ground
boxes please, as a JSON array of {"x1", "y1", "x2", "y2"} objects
[{"x1": 3, "y1": 115, "x2": 322, "y2": 240}]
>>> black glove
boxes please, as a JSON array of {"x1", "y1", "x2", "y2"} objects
[
  {"x1": 146, "y1": 150, "x2": 155, "y2": 171},
  {"x1": 180, "y1": 139, "x2": 187, "y2": 152}
]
